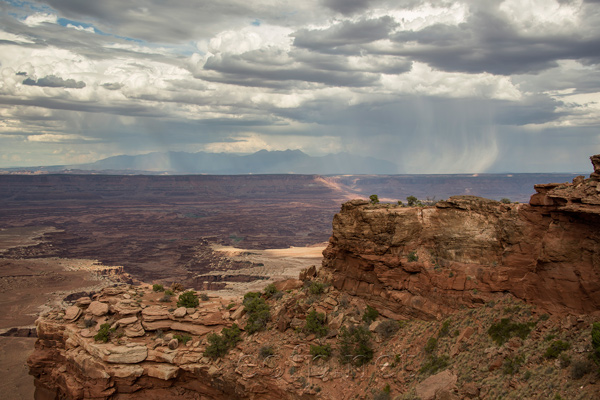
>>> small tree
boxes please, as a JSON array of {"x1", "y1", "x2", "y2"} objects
[
  {"x1": 369, "y1": 194, "x2": 379, "y2": 204},
  {"x1": 338, "y1": 325, "x2": 374, "y2": 366},
  {"x1": 305, "y1": 310, "x2": 328, "y2": 337},
  {"x1": 243, "y1": 292, "x2": 270, "y2": 334}
]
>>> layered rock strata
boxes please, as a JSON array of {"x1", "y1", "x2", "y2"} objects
[{"x1": 321, "y1": 156, "x2": 600, "y2": 319}]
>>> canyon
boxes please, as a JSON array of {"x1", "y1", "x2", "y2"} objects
[{"x1": 22, "y1": 156, "x2": 600, "y2": 399}]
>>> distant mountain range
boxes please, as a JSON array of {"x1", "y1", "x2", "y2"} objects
[{"x1": 5, "y1": 150, "x2": 400, "y2": 175}]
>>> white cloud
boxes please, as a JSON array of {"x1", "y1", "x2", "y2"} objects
[
  {"x1": 27, "y1": 134, "x2": 93, "y2": 142},
  {"x1": 22, "y1": 13, "x2": 58, "y2": 27},
  {"x1": 203, "y1": 132, "x2": 343, "y2": 155}
]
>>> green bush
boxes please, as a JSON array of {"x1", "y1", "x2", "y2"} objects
[
  {"x1": 438, "y1": 319, "x2": 451, "y2": 337},
  {"x1": 488, "y1": 318, "x2": 534, "y2": 345},
  {"x1": 375, "y1": 320, "x2": 403, "y2": 339},
  {"x1": 177, "y1": 291, "x2": 199, "y2": 308},
  {"x1": 420, "y1": 355, "x2": 449, "y2": 375},
  {"x1": 310, "y1": 344, "x2": 332, "y2": 360},
  {"x1": 308, "y1": 281, "x2": 325, "y2": 295},
  {"x1": 503, "y1": 354, "x2": 525, "y2": 375},
  {"x1": 93, "y1": 323, "x2": 114, "y2": 343},
  {"x1": 369, "y1": 194, "x2": 379, "y2": 204},
  {"x1": 243, "y1": 292, "x2": 270, "y2": 334},
  {"x1": 263, "y1": 283, "x2": 279, "y2": 298},
  {"x1": 305, "y1": 310, "x2": 328, "y2": 337},
  {"x1": 362, "y1": 305, "x2": 379, "y2": 324},
  {"x1": 152, "y1": 283, "x2": 164, "y2": 292},
  {"x1": 407, "y1": 196, "x2": 423, "y2": 207},
  {"x1": 424, "y1": 337, "x2": 438, "y2": 354},
  {"x1": 407, "y1": 251, "x2": 419, "y2": 262},
  {"x1": 500, "y1": 198, "x2": 511, "y2": 204},
  {"x1": 159, "y1": 294, "x2": 171, "y2": 302},
  {"x1": 338, "y1": 325, "x2": 374, "y2": 366},
  {"x1": 204, "y1": 323, "x2": 242, "y2": 359},
  {"x1": 173, "y1": 333, "x2": 192, "y2": 345},
  {"x1": 164, "y1": 289, "x2": 174, "y2": 296},
  {"x1": 544, "y1": 340, "x2": 571, "y2": 359}
]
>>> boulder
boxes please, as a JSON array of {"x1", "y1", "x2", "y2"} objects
[
  {"x1": 87, "y1": 301, "x2": 109, "y2": 317},
  {"x1": 415, "y1": 370, "x2": 457, "y2": 400},
  {"x1": 64, "y1": 306, "x2": 82, "y2": 322},
  {"x1": 173, "y1": 307, "x2": 187, "y2": 318}
]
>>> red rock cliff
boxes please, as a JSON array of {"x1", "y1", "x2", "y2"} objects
[{"x1": 321, "y1": 156, "x2": 600, "y2": 320}]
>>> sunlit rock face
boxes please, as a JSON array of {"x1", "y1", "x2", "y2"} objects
[{"x1": 321, "y1": 155, "x2": 600, "y2": 320}]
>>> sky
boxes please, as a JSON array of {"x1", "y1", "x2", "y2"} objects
[{"x1": 0, "y1": 0, "x2": 599, "y2": 173}]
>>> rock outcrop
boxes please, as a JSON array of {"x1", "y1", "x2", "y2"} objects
[{"x1": 321, "y1": 156, "x2": 600, "y2": 319}]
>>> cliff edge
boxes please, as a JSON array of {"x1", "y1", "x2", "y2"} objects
[{"x1": 321, "y1": 155, "x2": 600, "y2": 320}]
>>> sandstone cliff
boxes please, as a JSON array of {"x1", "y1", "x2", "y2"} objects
[{"x1": 321, "y1": 156, "x2": 600, "y2": 320}]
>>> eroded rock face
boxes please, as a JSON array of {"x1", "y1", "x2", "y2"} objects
[{"x1": 321, "y1": 157, "x2": 600, "y2": 319}]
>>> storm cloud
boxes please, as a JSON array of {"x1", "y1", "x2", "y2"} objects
[{"x1": 0, "y1": 0, "x2": 599, "y2": 172}]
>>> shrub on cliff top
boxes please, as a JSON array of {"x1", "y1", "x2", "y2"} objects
[
  {"x1": 369, "y1": 194, "x2": 379, "y2": 204},
  {"x1": 177, "y1": 291, "x2": 199, "y2": 308},
  {"x1": 263, "y1": 283, "x2": 279, "y2": 299},
  {"x1": 94, "y1": 323, "x2": 114, "y2": 343},
  {"x1": 204, "y1": 323, "x2": 242, "y2": 359}
]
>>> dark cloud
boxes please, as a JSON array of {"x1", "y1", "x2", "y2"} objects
[
  {"x1": 22, "y1": 75, "x2": 86, "y2": 88},
  {"x1": 101, "y1": 82, "x2": 123, "y2": 90},
  {"x1": 322, "y1": 0, "x2": 374, "y2": 15},
  {"x1": 293, "y1": 16, "x2": 398, "y2": 52},
  {"x1": 200, "y1": 49, "x2": 381, "y2": 88}
]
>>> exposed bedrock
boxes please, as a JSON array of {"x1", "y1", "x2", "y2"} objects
[{"x1": 321, "y1": 156, "x2": 600, "y2": 320}]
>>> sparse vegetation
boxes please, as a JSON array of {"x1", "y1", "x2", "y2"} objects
[
  {"x1": 164, "y1": 289, "x2": 174, "y2": 296},
  {"x1": 259, "y1": 345, "x2": 275, "y2": 359},
  {"x1": 420, "y1": 355, "x2": 449, "y2": 376},
  {"x1": 93, "y1": 323, "x2": 114, "y2": 343},
  {"x1": 362, "y1": 305, "x2": 379, "y2": 324},
  {"x1": 159, "y1": 294, "x2": 171, "y2": 302},
  {"x1": 571, "y1": 358, "x2": 595, "y2": 379},
  {"x1": 199, "y1": 293, "x2": 209, "y2": 301},
  {"x1": 177, "y1": 291, "x2": 199, "y2": 308},
  {"x1": 424, "y1": 337, "x2": 438, "y2": 354},
  {"x1": 375, "y1": 320, "x2": 403, "y2": 339},
  {"x1": 592, "y1": 322, "x2": 600, "y2": 367},
  {"x1": 171, "y1": 283, "x2": 184, "y2": 292},
  {"x1": 338, "y1": 325, "x2": 374, "y2": 366},
  {"x1": 407, "y1": 251, "x2": 418, "y2": 262},
  {"x1": 406, "y1": 195, "x2": 423, "y2": 207},
  {"x1": 308, "y1": 281, "x2": 325, "y2": 295},
  {"x1": 204, "y1": 323, "x2": 242, "y2": 359},
  {"x1": 503, "y1": 354, "x2": 525, "y2": 375},
  {"x1": 544, "y1": 340, "x2": 570, "y2": 359},
  {"x1": 152, "y1": 283, "x2": 164, "y2": 292},
  {"x1": 488, "y1": 318, "x2": 534, "y2": 345},
  {"x1": 438, "y1": 319, "x2": 450, "y2": 337},
  {"x1": 369, "y1": 194, "x2": 379, "y2": 204},
  {"x1": 310, "y1": 343, "x2": 332, "y2": 360},
  {"x1": 263, "y1": 283, "x2": 279, "y2": 298},
  {"x1": 173, "y1": 333, "x2": 192, "y2": 345},
  {"x1": 243, "y1": 292, "x2": 270, "y2": 334},
  {"x1": 500, "y1": 198, "x2": 511, "y2": 204},
  {"x1": 305, "y1": 310, "x2": 328, "y2": 337}
]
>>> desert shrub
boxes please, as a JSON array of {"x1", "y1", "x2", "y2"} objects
[
  {"x1": 259, "y1": 345, "x2": 275, "y2": 359},
  {"x1": 369, "y1": 194, "x2": 379, "y2": 204},
  {"x1": 407, "y1": 251, "x2": 418, "y2": 262},
  {"x1": 204, "y1": 323, "x2": 242, "y2": 359},
  {"x1": 420, "y1": 355, "x2": 449, "y2": 376},
  {"x1": 592, "y1": 322, "x2": 600, "y2": 366},
  {"x1": 263, "y1": 283, "x2": 279, "y2": 298},
  {"x1": 164, "y1": 289, "x2": 174, "y2": 296},
  {"x1": 373, "y1": 384, "x2": 391, "y2": 400},
  {"x1": 272, "y1": 291, "x2": 284, "y2": 300},
  {"x1": 94, "y1": 323, "x2": 114, "y2": 343},
  {"x1": 559, "y1": 353, "x2": 571, "y2": 368},
  {"x1": 171, "y1": 282, "x2": 184, "y2": 292},
  {"x1": 84, "y1": 318, "x2": 95, "y2": 328},
  {"x1": 177, "y1": 291, "x2": 199, "y2": 308},
  {"x1": 310, "y1": 344, "x2": 332, "y2": 360},
  {"x1": 571, "y1": 358, "x2": 595, "y2": 379},
  {"x1": 503, "y1": 354, "x2": 525, "y2": 375},
  {"x1": 243, "y1": 292, "x2": 270, "y2": 334},
  {"x1": 500, "y1": 198, "x2": 511, "y2": 204},
  {"x1": 407, "y1": 196, "x2": 423, "y2": 207},
  {"x1": 362, "y1": 305, "x2": 379, "y2": 324},
  {"x1": 424, "y1": 337, "x2": 438, "y2": 354},
  {"x1": 544, "y1": 340, "x2": 571, "y2": 359},
  {"x1": 488, "y1": 318, "x2": 534, "y2": 345},
  {"x1": 159, "y1": 294, "x2": 171, "y2": 302},
  {"x1": 375, "y1": 320, "x2": 403, "y2": 339},
  {"x1": 338, "y1": 325, "x2": 374, "y2": 366},
  {"x1": 339, "y1": 295, "x2": 350, "y2": 308},
  {"x1": 438, "y1": 319, "x2": 451, "y2": 337},
  {"x1": 227, "y1": 303, "x2": 235, "y2": 309},
  {"x1": 173, "y1": 333, "x2": 192, "y2": 345},
  {"x1": 152, "y1": 283, "x2": 164, "y2": 292},
  {"x1": 199, "y1": 293, "x2": 209, "y2": 301},
  {"x1": 305, "y1": 310, "x2": 328, "y2": 337},
  {"x1": 308, "y1": 281, "x2": 325, "y2": 295}
]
